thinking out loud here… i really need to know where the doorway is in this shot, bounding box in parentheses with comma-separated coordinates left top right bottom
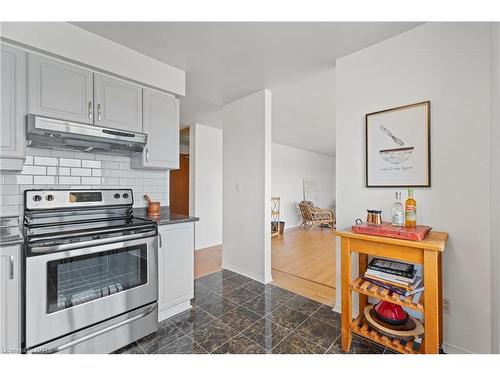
(169, 153, 190, 215)
(172, 124, 224, 279)
(169, 128, 190, 215)
(270, 144, 336, 306)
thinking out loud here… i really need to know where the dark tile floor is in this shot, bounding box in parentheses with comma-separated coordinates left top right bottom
(114, 270, 391, 354)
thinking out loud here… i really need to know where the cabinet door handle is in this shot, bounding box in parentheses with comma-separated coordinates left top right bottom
(9, 255, 14, 280)
(88, 101, 92, 120)
(97, 104, 101, 121)
(145, 147, 150, 162)
(158, 233, 162, 248)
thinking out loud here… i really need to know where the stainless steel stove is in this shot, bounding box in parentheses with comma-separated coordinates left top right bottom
(23, 189, 158, 354)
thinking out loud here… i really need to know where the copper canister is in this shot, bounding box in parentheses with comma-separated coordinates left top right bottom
(366, 210, 374, 223)
(144, 194, 161, 216)
(372, 210, 382, 225)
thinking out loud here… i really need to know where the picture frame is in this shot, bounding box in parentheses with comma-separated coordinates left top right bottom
(365, 101, 431, 187)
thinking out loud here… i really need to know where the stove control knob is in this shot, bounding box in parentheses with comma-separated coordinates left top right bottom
(33, 195, 42, 202)
(46, 194, 55, 201)
(114, 193, 121, 199)
(122, 193, 129, 199)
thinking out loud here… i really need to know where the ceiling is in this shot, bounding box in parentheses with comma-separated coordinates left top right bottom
(272, 68, 336, 155)
(73, 22, 421, 155)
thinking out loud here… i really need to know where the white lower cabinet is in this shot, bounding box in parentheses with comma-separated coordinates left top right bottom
(157, 222, 194, 322)
(0, 245, 21, 354)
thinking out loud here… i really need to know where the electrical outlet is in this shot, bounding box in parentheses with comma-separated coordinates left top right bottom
(443, 297, 451, 314)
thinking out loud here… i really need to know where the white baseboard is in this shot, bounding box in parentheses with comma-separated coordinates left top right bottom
(332, 304, 341, 314)
(283, 224, 335, 232)
(284, 224, 300, 232)
(332, 304, 359, 319)
(221, 262, 272, 284)
(442, 342, 474, 354)
(158, 301, 192, 322)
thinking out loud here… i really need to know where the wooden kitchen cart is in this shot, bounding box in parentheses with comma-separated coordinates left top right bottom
(336, 229, 448, 354)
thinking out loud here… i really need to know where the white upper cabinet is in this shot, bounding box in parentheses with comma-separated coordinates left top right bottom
(132, 89, 179, 170)
(28, 54, 93, 124)
(1, 44, 27, 170)
(5, 46, 179, 167)
(94, 74, 142, 133)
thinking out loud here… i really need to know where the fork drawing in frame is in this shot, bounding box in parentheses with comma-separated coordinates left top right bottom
(365, 101, 430, 187)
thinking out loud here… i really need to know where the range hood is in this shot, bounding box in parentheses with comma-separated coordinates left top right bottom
(27, 115, 147, 156)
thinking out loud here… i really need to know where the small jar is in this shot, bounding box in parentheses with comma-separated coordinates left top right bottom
(366, 210, 374, 223)
(372, 210, 382, 225)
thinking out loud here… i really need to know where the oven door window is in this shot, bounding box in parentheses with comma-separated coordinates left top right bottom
(46, 244, 147, 313)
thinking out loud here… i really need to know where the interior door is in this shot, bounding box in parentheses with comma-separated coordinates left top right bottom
(28, 54, 93, 124)
(94, 74, 142, 132)
(169, 153, 190, 215)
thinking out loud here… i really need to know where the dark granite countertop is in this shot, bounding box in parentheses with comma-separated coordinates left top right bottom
(133, 207, 199, 226)
(0, 234, 24, 247)
(0, 216, 24, 247)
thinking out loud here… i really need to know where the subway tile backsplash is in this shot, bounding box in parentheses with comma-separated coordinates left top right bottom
(0, 147, 169, 216)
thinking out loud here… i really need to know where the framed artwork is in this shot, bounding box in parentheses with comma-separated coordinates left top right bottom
(365, 101, 431, 187)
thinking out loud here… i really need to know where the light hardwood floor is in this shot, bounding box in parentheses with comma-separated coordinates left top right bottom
(194, 245, 222, 279)
(271, 227, 336, 306)
(194, 227, 336, 306)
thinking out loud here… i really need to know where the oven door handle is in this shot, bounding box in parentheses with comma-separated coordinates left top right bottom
(28, 223, 154, 242)
(44, 304, 156, 354)
(29, 229, 157, 254)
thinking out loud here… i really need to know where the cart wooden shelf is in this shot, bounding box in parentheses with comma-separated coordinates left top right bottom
(350, 277, 425, 313)
(350, 312, 423, 354)
(336, 228, 448, 354)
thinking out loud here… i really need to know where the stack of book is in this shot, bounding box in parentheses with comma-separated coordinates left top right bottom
(363, 258, 424, 299)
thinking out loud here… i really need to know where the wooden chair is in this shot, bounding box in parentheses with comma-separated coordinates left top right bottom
(298, 201, 335, 231)
(271, 197, 281, 237)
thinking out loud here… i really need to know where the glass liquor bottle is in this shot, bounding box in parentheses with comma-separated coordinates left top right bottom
(391, 192, 404, 227)
(405, 188, 417, 228)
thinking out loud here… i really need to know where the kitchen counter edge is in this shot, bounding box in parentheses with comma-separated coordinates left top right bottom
(0, 215, 24, 247)
(0, 236, 24, 247)
(133, 207, 199, 226)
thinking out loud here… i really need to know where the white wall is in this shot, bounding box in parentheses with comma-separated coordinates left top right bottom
(222, 90, 272, 283)
(189, 123, 223, 250)
(335, 23, 492, 353)
(271, 142, 335, 228)
(0, 22, 185, 96)
(491, 22, 500, 354)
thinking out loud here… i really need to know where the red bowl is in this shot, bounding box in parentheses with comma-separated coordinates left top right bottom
(374, 301, 408, 326)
